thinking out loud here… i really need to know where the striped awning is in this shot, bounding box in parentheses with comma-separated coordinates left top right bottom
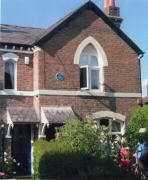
(41, 106, 76, 123)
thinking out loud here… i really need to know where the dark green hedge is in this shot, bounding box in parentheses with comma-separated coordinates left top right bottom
(33, 139, 136, 179)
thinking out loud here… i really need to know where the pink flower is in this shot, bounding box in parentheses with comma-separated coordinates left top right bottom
(0, 172, 5, 176)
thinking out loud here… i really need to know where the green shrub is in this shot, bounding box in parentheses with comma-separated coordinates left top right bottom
(33, 139, 72, 178)
(34, 139, 135, 179)
(125, 105, 148, 148)
(33, 120, 138, 179)
(59, 119, 104, 155)
(0, 152, 17, 178)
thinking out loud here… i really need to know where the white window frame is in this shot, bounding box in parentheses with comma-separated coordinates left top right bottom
(4, 60, 17, 91)
(2, 53, 18, 91)
(98, 118, 124, 136)
(80, 65, 89, 90)
(80, 53, 102, 91)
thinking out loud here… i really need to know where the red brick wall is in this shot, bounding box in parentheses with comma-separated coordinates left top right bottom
(39, 95, 138, 123)
(39, 9, 141, 93)
(17, 54, 33, 91)
(0, 96, 33, 123)
(0, 8, 141, 125)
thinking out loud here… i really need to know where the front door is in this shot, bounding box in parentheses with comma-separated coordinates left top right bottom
(12, 124, 31, 176)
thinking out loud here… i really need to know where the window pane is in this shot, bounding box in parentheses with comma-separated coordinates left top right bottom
(100, 119, 109, 127)
(80, 67, 87, 88)
(112, 121, 121, 132)
(90, 56, 98, 67)
(91, 69, 99, 89)
(80, 55, 88, 66)
(5, 62, 14, 89)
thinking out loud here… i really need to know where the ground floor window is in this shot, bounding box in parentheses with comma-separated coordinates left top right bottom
(98, 118, 123, 136)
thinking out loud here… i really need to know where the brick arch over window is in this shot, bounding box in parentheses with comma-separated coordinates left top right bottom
(87, 111, 126, 121)
(74, 36, 108, 67)
(87, 111, 126, 135)
(2, 53, 19, 62)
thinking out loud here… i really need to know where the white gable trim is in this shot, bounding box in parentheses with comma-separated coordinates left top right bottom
(87, 111, 126, 122)
(74, 36, 108, 67)
(2, 52, 19, 62)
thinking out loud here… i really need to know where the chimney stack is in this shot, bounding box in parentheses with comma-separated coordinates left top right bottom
(104, 0, 123, 28)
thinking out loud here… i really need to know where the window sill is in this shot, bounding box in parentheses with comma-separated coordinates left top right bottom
(4, 89, 17, 94)
(80, 89, 103, 94)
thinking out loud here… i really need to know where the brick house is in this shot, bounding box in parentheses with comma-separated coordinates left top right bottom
(0, 0, 144, 175)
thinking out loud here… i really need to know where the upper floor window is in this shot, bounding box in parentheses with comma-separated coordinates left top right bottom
(4, 61, 16, 89)
(2, 53, 18, 90)
(79, 44, 101, 90)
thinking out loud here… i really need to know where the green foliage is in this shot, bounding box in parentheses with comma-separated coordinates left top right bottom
(33, 120, 136, 179)
(59, 119, 104, 155)
(34, 139, 135, 179)
(125, 105, 148, 148)
(0, 153, 17, 178)
(33, 139, 71, 178)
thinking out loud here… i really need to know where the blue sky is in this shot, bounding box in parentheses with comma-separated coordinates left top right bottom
(1, 0, 148, 96)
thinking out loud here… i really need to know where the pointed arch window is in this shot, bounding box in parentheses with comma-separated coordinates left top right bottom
(79, 44, 101, 90)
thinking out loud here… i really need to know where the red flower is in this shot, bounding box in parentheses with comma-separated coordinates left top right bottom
(0, 172, 5, 176)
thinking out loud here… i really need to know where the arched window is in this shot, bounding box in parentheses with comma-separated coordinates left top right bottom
(79, 44, 101, 90)
(4, 61, 16, 89)
(2, 53, 18, 90)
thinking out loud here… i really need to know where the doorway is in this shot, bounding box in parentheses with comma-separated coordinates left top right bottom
(12, 124, 32, 176)
(45, 123, 63, 141)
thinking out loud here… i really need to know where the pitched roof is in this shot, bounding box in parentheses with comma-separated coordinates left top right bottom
(0, 24, 46, 46)
(0, 1, 144, 55)
(7, 106, 40, 123)
(42, 106, 77, 123)
(34, 1, 144, 56)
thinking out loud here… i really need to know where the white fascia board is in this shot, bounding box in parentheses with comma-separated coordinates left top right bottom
(0, 48, 33, 54)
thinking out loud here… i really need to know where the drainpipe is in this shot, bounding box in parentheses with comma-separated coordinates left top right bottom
(138, 52, 145, 105)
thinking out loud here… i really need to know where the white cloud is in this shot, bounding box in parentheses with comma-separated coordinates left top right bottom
(142, 79, 148, 88)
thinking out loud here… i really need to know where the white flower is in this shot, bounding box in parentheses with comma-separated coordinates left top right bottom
(13, 159, 16, 163)
(4, 158, 7, 162)
(17, 162, 20, 166)
(13, 172, 16, 174)
(4, 152, 7, 156)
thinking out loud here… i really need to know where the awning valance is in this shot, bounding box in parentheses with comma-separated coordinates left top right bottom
(7, 107, 39, 123)
(41, 106, 77, 123)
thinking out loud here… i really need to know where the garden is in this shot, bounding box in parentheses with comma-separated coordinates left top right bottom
(1, 105, 148, 179)
(33, 105, 148, 179)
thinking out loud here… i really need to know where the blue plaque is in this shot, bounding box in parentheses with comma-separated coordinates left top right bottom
(56, 73, 64, 81)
